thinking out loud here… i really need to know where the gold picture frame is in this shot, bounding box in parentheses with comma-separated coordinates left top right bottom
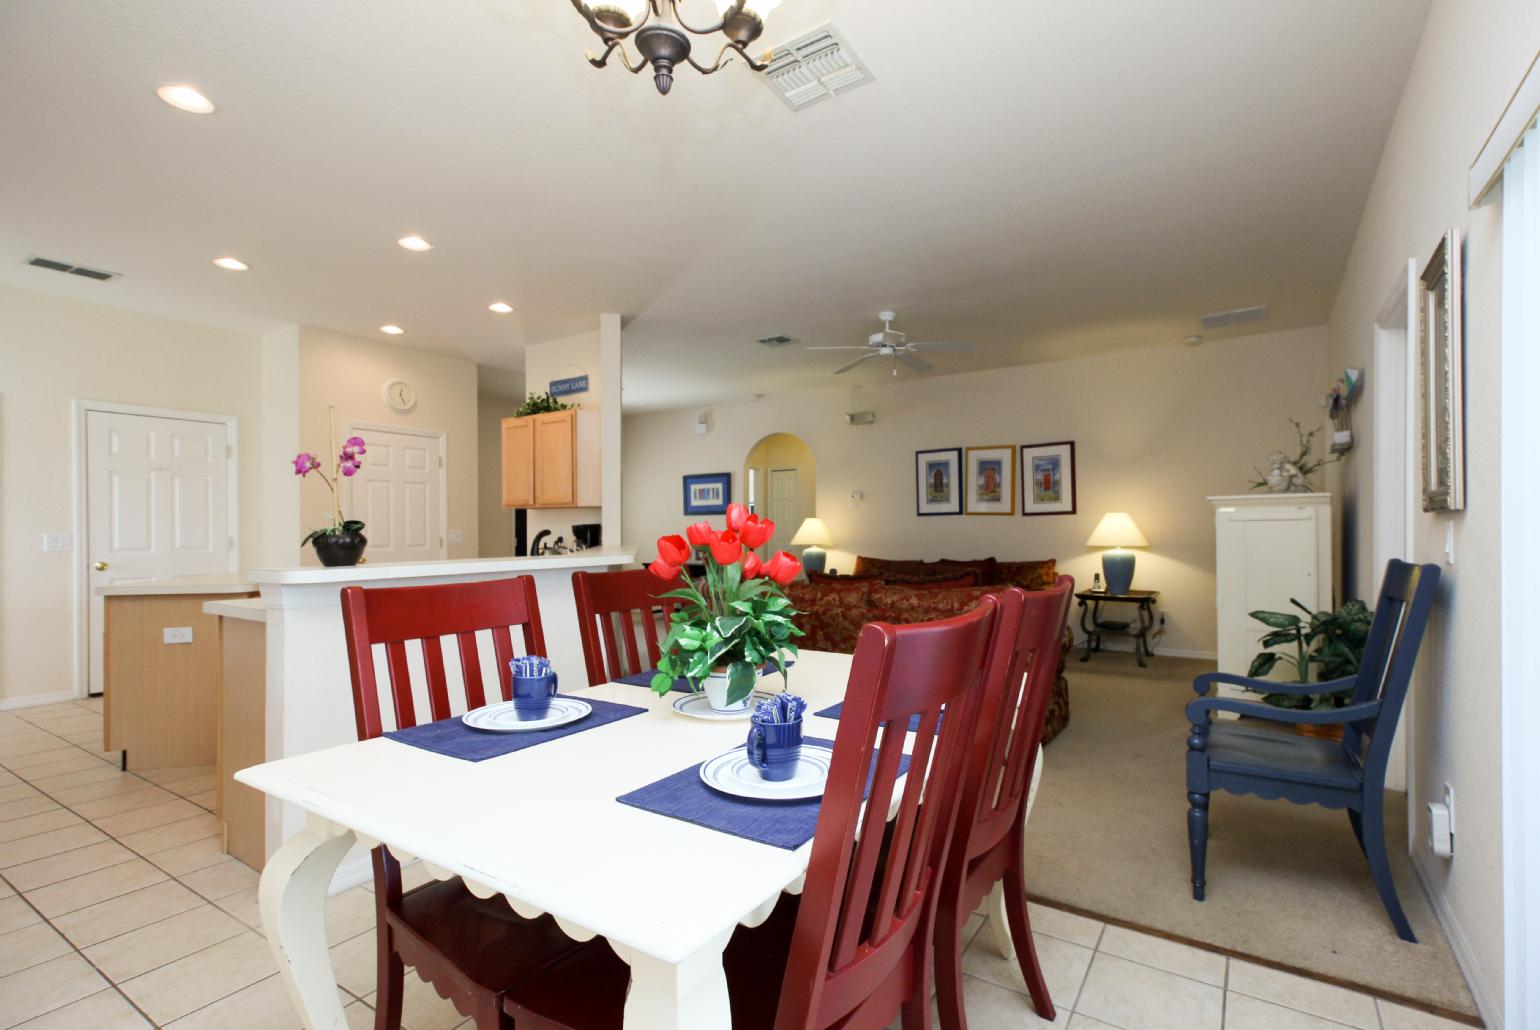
(1417, 228, 1465, 512)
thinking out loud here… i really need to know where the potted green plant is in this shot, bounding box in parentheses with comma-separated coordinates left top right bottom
(294, 406, 369, 567)
(515, 391, 575, 417)
(1246, 598, 1372, 739)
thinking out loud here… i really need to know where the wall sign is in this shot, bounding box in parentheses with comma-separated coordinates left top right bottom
(549, 375, 590, 398)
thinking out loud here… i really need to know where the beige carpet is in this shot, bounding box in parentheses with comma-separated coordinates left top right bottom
(1024, 649, 1479, 1021)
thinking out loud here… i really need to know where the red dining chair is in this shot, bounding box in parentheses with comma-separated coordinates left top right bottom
(340, 577, 584, 1030)
(572, 568, 683, 686)
(498, 593, 1014, 1030)
(936, 576, 1074, 1028)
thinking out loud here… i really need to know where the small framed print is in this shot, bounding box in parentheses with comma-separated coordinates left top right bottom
(683, 472, 731, 515)
(1020, 441, 1076, 516)
(915, 448, 962, 516)
(965, 446, 1016, 516)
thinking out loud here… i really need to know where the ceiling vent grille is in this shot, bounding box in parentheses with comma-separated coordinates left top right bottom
(26, 255, 122, 282)
(1199, 304, 1268, 330)
(756, 334, 799, 347)
(761, 24, 874, 111)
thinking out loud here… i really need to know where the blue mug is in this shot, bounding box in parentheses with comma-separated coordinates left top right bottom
(746, 717, 803, 782)
(512, 671, 558, 720)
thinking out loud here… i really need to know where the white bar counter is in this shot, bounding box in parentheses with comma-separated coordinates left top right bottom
(248, 547, 636, 867)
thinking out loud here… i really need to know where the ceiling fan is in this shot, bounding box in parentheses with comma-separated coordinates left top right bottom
(806, 311, 973, 375)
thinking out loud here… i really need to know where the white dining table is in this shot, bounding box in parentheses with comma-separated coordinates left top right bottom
(237, 648, 868, 1030)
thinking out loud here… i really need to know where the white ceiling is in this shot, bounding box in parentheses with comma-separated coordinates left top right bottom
(0, 1, 1428, 412)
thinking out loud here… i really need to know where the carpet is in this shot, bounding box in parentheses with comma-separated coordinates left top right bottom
(1024, 649, 1479, 1021)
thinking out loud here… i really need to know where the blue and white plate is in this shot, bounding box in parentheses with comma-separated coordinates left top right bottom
(698, 743, 834, 801)
(461, 697, 591, 733)
(670, 690, 777, 722)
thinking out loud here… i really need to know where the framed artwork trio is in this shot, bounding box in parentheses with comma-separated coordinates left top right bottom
(916, 441, 1076, 517)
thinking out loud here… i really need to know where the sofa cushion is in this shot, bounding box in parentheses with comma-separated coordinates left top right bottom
(934, 557, 998, 585)
(882, 572, 981, 589)
(868, 584, 1001, 622)
(806, 571, 880, 586)
(995, 559, 1058, 591)
(853, 556, 933, 580)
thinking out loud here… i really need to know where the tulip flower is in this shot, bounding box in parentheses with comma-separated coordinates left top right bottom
(739, 515, 775, 550)
(685, 521, 715, 547)
(647, 558, 681, 580)
(725, 503, 749, 533)
(764, 550, 802, 585)
(741, 550, 763, 579)
(656, 534, 691, 567)
(709, 529, 743, 565)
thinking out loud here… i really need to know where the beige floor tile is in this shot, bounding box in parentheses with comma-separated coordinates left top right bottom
(188, 789, 218, 810)
(2, 839, 137, 892)
(0, 823, 108, 868)
(85, 904, 249, 981)
(1025, 903, 1105, 949)
(950, 974, 1069, 1029)
(0, 878, 13, 899)
(26, 764, 123, 792)
(117, 812, 220, 855)
(0, 771, 21, 790)
(10, 988, 149, 1029)
(0, 921, 72, 976)
(1227, 960, 1379, 1029)
(1075, 953, 1223, 1030)
(162, 772, 216, 797)
(148, 833, 229, 876)
(1225, 991, 1357, 1029)
(136, 765, 215, 787)
(162, 971, 323, 1029)
(17, 754, 110, 782)
(0, 796, 59, 823)
(1065, 1016, 1121, 1029)
(49, 774, 156, 805)
(0, 952, 108, 1029)
(327, 885, 379, 946)
(1096, 925, 1226, 987)
(75, 698, 105, 714)
(963, 927, 1093, 1011)
(119, 931, 277, 1024)
(0, 736, 69, 760)
(180, 856, 260, 900)
(92, 797, 204, 837)
(214, 886, 263, 929)
(71, 786, 177, 821)
(330, 927, 379, 997)
(0, 895, 41, 934)
(0, 784, 40, 805)
(0, 809, 82, 844)
(344, 999, 376, 1029)
(24, 857, 168, 918)
(4, 747, 85, 772)
(52, 880, 204, 948)
(398, 971, 475, 1030)
(1375, 1000, 1475, 1029)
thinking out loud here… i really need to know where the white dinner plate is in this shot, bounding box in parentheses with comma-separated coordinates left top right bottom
(670, 690, 777, 722)
(698, 743, 834, 801)
(461, 696, 592, 733)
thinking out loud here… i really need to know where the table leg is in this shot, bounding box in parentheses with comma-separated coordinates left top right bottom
(1078, 600, 1094, 663)
(258, 814, 356, 1030)
(614, 929, 735, 1030)
(1135, 603, 1155, 667)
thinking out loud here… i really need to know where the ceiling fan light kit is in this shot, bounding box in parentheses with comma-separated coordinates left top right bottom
(806, 311, 974, 377)
(570, 0, 779, 95)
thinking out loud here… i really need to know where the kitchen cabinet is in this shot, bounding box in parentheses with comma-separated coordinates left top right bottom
(501, 409, 599, 509)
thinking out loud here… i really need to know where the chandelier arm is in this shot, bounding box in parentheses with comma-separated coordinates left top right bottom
(571, 0, 652, 42)
(736, 41, 772, 72)
(686, 42, 737, 75)
(667, 0, 743, 36)
(587, 38, 649, 73)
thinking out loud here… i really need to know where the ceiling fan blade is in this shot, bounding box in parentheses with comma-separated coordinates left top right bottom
(897, 352, 934, 373)
(908, 340, 973, 352)
(833, 352, 881, 374)
(804, 346, 874, 351)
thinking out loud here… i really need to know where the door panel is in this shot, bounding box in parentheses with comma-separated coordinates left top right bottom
(533, 411, 576, 507)
(346, 427, 443, 565)
(768, 469, 798, 555)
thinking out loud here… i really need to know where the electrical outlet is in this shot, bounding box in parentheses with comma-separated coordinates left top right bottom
(162, 627, 193, 645)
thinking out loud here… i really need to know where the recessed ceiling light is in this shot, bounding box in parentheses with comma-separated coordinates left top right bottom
(488, 302, 514, 314)
(380, 325, 405, 335)
(156, 85, 216, 114)
(212, 256, 248, 271)
(397, 236, 433, 252)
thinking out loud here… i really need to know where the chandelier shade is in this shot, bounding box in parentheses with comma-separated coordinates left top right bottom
(569, 0, 776, 94)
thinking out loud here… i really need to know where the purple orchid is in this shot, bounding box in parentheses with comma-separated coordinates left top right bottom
(292, 452, 321, 476)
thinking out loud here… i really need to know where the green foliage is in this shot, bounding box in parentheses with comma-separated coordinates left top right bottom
(301, 519, 365, 545)
(1246, 598, 1373, 710)
(652, 567, 803, 705)
(1249, 417, 1341, 490)
(515, 391, 576, 417)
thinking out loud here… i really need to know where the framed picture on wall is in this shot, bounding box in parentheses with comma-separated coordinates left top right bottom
(1020, 441, 1077, 516)
(964, 446, 1016, 516)
(914, 448, 962, 516)
(682, 472, 731, 515)
(1418, 228, 1465, 512)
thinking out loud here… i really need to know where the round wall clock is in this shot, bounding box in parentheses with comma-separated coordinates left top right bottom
(383, 379, 417, 413)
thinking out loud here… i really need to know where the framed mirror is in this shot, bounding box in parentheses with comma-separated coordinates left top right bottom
(1417, 228, 1465, 512)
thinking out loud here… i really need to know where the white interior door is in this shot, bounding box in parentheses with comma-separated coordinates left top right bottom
(86, 409, 233, 695)
(768, 468, 798, 555)
(346, 427, 444, 565)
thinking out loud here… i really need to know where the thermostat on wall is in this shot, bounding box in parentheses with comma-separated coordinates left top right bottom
(383, 379, 417, 413)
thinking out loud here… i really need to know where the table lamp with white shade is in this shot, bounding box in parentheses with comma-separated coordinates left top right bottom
(789, 517, 834, 575)
(1086, 512, 1148, 595)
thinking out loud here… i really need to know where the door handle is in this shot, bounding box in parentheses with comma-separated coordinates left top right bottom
(94, 561, 109, 571)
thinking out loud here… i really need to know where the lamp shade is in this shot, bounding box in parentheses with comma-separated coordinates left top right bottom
(789, 517, 834, 548)
(1085, 512, 1148, 549)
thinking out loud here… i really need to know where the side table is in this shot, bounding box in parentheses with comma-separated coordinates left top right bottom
(1076, 589, 1159, 667)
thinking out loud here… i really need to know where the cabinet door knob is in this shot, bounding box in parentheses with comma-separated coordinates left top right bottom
(94, 561, 109, 571)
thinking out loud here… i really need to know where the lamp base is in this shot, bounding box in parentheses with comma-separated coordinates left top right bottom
(801, 546, 827, 575)
(1102, 551, 1135, 595)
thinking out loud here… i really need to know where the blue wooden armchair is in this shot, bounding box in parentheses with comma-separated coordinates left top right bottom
(1185, 559, 1440, 942)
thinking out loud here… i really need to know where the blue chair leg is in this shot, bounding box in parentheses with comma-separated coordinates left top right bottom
(1187, 791, 1209, 901)
(1348, 808, 1367, 856)
(1360, 798, 1416, 943)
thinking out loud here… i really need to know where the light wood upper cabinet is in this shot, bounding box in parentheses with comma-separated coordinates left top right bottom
(501, 409, 600, 509)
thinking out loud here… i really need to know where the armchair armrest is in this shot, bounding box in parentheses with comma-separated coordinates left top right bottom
(1191, 671, 1356, 698)
(1186, 695, 1380, 727)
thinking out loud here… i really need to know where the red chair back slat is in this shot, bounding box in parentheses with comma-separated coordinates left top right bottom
(572, 569, 682, 686)
(774, 592, 1015, 1030)
(340, 576, 547, 741)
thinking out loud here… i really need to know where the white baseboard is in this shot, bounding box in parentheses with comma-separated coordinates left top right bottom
(0, 689, 81, 711)
(1412, 850, 1502, 1029)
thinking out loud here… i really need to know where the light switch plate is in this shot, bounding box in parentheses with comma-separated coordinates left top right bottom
(42, 533, 72, 552)
(447, 529, 463, 545)
(163, 627, 193, 645)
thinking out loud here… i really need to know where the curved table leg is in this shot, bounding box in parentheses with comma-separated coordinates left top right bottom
(258, 814, 357, 1030)
(612, 928, 735, 1029)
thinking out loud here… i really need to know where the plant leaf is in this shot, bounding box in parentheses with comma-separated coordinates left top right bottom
(1248, 652, 1280, 678)
(726, 660, 756, 705)
(1249, 610, 1301, 630)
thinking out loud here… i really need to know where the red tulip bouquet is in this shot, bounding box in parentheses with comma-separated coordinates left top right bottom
(646, 503, 804, 709)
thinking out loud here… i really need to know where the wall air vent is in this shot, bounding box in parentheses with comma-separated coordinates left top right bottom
(1199, 305, 1268, 330)
(26, 255, 122, 282)
(761, 24, 874, 111)
(756, 334, 799, 347)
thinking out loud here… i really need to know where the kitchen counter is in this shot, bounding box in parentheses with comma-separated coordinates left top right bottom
(202, 597, 267, 622)
(246, 546, 635, 586)
(97, 576, 256, 597)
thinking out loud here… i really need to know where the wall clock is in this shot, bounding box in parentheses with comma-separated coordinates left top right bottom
(383, 379, 417, 413)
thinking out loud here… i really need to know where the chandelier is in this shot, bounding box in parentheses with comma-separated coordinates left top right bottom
(569, 1, 782, 95)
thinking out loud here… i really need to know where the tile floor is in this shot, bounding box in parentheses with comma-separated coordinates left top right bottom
(1, 700, 1477, 1030)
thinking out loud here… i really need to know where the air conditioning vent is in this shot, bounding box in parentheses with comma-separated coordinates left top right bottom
(761, 24, 874, 111)
(26, 255, 122, 282)
(756, 334, 799, 347)
(1199, 305, 1268, 330)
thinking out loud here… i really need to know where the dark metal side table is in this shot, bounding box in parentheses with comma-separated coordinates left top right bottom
(1075, 589, 1159, 667)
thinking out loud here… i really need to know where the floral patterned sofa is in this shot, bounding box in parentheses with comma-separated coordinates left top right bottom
(784, 555, 1071, 744)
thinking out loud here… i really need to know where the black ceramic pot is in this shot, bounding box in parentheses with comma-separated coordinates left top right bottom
(312, 529, 367, 567)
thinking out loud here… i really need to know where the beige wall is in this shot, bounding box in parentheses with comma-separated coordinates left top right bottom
(0, 285, 265, 706)
(296, 328, 479, 562)
(625, 326, 1329, 657)
(1325, 1, 1539, 1019)
(743, 432, 816, 552)
(477, 393, 521, 556)
(524, 329, 602, 547)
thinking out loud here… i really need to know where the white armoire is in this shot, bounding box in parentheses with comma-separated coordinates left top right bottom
(1209, 494, 1334, 707)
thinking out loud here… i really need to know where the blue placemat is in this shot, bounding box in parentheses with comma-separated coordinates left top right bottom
(615, 660, 794, 693)
(385, 695, 647, 762)
(616, 737, 909, 850)
(814, 702, 938, 735)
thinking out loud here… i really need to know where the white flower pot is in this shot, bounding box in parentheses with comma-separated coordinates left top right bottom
(703, 669, 751, 713)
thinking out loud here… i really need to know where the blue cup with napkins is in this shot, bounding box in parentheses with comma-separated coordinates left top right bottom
(747, 694, 806, 782)
(510, 656, 558, 720)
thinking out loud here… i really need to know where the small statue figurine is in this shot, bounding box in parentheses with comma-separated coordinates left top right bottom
(1251, 419, 1338, 494)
